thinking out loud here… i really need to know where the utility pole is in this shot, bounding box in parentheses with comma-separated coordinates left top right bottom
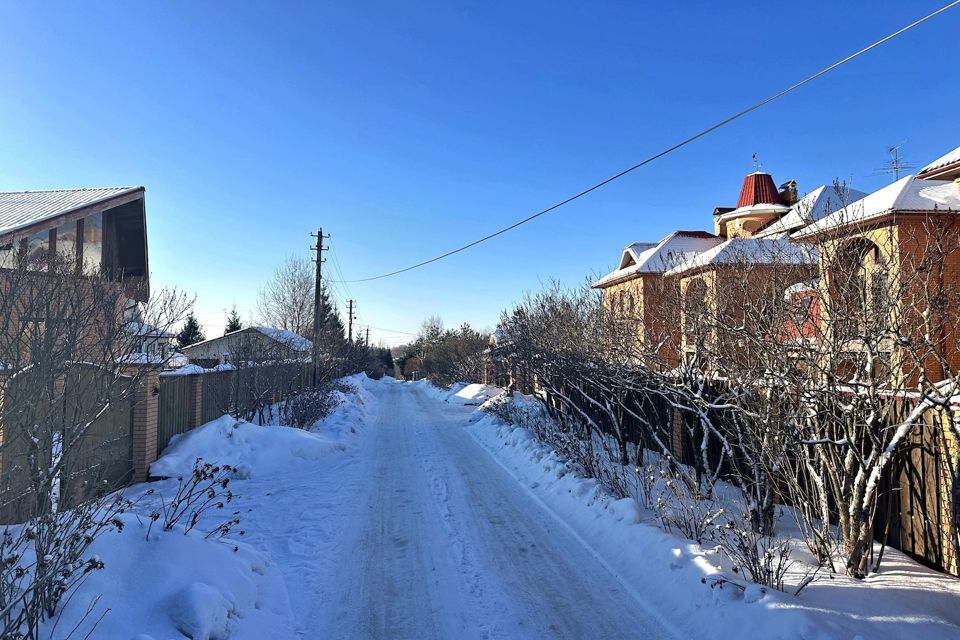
(310, 228, 329, 385)
(365, 327, 370, 346)
(347, 299, 355, 343)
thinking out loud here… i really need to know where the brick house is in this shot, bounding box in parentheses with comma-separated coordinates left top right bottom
(591, 231, 723, 369)
(588, 147, 960, 574)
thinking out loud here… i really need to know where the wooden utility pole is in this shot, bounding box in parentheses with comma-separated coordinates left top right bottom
(347, 299, 355, 343)
(310, 228, 329, 384)
(365, 327, 370, 346)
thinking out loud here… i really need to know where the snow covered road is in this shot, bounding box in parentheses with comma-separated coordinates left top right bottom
(271, 381, 675, 639)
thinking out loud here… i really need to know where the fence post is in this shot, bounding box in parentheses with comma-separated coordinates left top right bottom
(130, 367, 160, 482)
(188, 373, 204, 429)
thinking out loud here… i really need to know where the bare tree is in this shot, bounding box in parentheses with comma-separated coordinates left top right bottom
(256, 255, 314, 339)
(0, 248, 189, 636)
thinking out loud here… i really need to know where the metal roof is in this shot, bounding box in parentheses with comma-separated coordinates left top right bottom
(736, 172, 784, 208)
(918, 145, 960, 177)
(0, 186, 142, 237)
(794, 175, 960, 238)
(592, 231, 724, 288)
(755, 184, 868, 238)
(663, 237, 817, 277)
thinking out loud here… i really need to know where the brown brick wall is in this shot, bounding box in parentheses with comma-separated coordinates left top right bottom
(130, 368, 160, 482)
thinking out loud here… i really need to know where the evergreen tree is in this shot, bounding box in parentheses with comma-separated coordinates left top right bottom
(176, 311, 206, 348)
(224, 305, 243, 334)
(314, 286, 347, 354)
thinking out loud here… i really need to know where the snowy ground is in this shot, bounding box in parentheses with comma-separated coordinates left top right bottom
(46, 376, 960, 639)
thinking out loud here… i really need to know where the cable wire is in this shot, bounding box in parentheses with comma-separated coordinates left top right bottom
(330, 0, 960, 284)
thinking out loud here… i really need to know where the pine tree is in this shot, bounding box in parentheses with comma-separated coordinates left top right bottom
(314, 286, 347, 354)
(176, 312, 206, 348)
(224, 305, 243, 334)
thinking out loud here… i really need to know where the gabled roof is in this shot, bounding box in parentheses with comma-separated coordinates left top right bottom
(663, 237, 817, 277)
(181, 326, 313, 353)
(794, 175, 960, 239)
(125, 321, 175, 339)
(0, 186, 142, 237)
(918, 145, 960, 180)
(253, 326, 312, 352)
(617, 242, 657, 269)
(755, 184, 868, 238)
(592, 231, 722, 288)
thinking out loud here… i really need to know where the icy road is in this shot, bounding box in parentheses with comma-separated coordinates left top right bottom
(239, 381, 675, 640)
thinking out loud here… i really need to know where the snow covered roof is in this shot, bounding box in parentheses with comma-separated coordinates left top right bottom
(783, 279, 819, 300)
(0, 186, 142, 238)
(663, 237, 817, 277)
(918, 145, 960, 179)
(755, 184, 868, 238)
(253, 326, 312, 352)
(125, 321, 174, 338)
(794, 175, 960, 238)
(592, 231, 723, 288)
(181, 326, 313, 354)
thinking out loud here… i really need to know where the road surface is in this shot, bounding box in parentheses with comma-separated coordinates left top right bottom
(242, 381, 675, 640)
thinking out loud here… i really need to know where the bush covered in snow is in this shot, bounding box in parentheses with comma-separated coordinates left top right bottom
(279, 379, 352, 429)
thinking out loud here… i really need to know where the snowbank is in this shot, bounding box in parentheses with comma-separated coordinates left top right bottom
(43, 375, 381, 640)
(407, 379, 503, 405)
(447, 383, 502, 405)
(44, 513, 292, 640)
(466, 396, 960, 640)
(151, 374, 377, 479)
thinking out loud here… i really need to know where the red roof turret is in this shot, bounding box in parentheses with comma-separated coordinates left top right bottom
(736, 172, 784, 208)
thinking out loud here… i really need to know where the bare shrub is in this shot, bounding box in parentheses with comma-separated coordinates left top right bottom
(653, 462, 725, 544)
(281, 381, 351, 429)
(710, 508, 793, 591)
(146, 460, 239, 542)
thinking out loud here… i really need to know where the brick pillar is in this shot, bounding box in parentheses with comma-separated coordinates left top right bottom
(187, 374, 203, 429)
(130, 368, 160, 482)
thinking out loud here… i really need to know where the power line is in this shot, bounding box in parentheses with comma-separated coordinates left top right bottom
(328, 247, 355, 300)
(365, 325, 419, 336)
(330, 0, 960, 284)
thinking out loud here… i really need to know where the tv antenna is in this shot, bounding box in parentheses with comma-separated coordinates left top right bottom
(873, 142, 916, 180)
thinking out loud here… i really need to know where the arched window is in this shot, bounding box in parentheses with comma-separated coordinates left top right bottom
(831, 237, 887, 340)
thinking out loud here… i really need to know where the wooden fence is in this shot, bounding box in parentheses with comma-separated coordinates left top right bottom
(0, 364, 134, 524)
(201, 370, 233, 424)
(157, 374, 193, 454)
(0, 361, 317, 524)
(158, 362, 315, 458)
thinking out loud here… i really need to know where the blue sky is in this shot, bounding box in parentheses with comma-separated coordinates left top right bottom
(1, 1, 958, 345)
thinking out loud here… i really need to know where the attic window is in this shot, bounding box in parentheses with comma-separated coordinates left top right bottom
(619, 253, 637, 270)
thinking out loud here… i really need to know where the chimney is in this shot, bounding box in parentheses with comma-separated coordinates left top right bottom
(779, 180, 798, 206)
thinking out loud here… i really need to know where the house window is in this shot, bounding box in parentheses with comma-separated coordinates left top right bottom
(55, 220, 80, 270)
(25, 229, 50, 270)
(82, 212, 103, 274)
(0, 241, 17, 269)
